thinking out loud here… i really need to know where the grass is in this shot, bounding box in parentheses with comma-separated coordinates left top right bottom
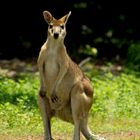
(0, 62, 140, 139)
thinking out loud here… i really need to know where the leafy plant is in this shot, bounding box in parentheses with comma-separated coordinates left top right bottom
(126, 43, 140, 70)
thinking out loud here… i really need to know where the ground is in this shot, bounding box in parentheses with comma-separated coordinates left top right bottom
(1, 132, 140, 140)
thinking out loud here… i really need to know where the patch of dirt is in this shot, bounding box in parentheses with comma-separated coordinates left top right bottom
(104, 131, 140, 140)
(0, 58, 37, 72)
(0, 58, 38, 78)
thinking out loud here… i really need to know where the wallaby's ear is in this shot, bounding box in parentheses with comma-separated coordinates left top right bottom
(43, 11, 53, 24)
(59, 11, 71, 24)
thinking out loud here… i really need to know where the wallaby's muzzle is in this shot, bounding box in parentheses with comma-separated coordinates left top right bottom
(53, 33, 59, 39)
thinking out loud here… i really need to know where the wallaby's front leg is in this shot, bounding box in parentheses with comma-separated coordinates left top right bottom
(51, 67, 67, 102)
(38, 47, 54, 140)
(37, 45, 47, 95)
(51, 60, 68, 102)
(38, 95, 54, 140)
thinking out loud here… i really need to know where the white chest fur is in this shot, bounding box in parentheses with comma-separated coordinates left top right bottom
(45, 45, 59, 80)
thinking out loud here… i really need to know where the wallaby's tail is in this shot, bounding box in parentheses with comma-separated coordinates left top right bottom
(82, 77, 93, 98)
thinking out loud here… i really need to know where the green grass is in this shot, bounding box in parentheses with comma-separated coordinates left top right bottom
(0, 66, 140, 139)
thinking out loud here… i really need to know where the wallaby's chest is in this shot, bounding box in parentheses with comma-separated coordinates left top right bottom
(45, 48, 59, 77)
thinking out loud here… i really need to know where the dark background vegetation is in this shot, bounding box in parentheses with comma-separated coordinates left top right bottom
(1, 0, 140, 68)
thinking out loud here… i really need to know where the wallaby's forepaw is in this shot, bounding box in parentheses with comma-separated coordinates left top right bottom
(51, 90, 58, 103)
(39, 90, 46, 97)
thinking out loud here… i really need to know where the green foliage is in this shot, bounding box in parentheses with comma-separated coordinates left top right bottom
(0, 74, 41, 135)
(126, 43, 140, 70)
(91, 71, 140, 120)
(79, 44, 98, 58)
(0, 74, 39, 108)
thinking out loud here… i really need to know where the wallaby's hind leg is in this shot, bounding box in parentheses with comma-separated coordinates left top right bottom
(71, 81, 106, 140)
(71, 93, 81, 140)
(71, 81, 92, 140)
(81, 118, 106, 140)
(38, 93, 54, 140)
(80, 112, 106, 140)
(81, 117, 95, 140)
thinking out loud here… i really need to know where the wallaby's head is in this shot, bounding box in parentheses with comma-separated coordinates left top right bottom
(43, 11, 71, 40)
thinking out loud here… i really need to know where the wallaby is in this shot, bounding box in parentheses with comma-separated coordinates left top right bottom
(37, 10, 105, 140)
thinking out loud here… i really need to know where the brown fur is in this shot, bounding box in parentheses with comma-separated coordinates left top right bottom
(37, 10, 105, 140)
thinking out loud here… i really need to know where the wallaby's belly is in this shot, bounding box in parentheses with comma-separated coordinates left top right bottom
(45, 65, 75, 112)
(55, 102, 73, 123)
(49, 80, 73, 109)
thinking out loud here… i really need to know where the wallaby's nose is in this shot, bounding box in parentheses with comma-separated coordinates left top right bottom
(54, 33, 59, 39)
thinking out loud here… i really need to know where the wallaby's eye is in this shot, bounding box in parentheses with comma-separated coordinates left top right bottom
(49, 24, 53, 29)
(60, 25, 64, 29)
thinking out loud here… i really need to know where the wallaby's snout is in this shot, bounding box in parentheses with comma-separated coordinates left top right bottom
(52, 26, 60, 39)
(53, 32, 59, 39)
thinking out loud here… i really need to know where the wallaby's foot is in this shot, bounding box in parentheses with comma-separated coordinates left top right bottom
(88, 134, 106, 140)
(39, 90, 46, 97)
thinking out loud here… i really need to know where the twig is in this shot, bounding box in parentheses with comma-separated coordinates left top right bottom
(79, 57, 92, 67)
